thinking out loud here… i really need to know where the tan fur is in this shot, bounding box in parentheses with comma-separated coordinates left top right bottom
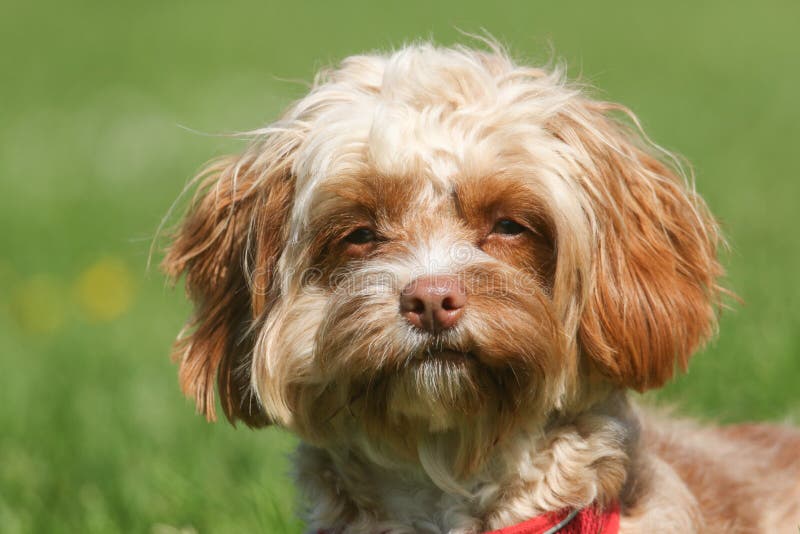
(163, 42, 800, 533)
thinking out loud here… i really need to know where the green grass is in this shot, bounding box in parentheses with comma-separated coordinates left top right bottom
(1, 0, 798, 531)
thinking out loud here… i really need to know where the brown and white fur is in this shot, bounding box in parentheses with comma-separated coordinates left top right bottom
(163, 42, 800, 533)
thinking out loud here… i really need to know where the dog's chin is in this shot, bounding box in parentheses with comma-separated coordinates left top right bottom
(378, 349, 530, 432)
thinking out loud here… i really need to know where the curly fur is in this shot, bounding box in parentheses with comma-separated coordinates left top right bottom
(164, 42, 800, 533)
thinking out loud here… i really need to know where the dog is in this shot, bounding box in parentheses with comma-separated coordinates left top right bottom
(163, 42, 800, 533)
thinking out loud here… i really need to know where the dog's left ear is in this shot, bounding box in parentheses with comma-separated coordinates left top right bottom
(162, 146, 295, 426)
(556, 101, 724, 391)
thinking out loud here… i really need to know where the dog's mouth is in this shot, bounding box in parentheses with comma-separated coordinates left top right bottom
(414, 348, 476, 363)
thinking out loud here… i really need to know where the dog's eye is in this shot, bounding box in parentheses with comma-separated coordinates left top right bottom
(491, 219, 526, 236)
(342, 227, 379, 258)
(344, 227, 377, 244)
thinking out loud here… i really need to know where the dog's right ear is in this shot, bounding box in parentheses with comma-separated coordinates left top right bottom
(162, 139, 296, 427)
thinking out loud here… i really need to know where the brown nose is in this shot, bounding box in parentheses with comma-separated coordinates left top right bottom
(399, 275, 467, 333)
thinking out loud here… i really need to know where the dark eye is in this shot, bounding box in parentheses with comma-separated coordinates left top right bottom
(491, 219, 526, 236)
(344, 227, 376, 245)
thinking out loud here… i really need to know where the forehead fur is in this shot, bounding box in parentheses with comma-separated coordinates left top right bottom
(282, 44, 584, 239)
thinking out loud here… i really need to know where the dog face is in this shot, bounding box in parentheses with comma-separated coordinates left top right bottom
(164, 44, 722, 471)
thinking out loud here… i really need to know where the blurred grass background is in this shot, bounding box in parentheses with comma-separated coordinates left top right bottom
(1, 0, 798, 531)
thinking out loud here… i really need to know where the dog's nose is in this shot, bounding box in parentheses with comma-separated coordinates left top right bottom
(399, 275, 467, 333)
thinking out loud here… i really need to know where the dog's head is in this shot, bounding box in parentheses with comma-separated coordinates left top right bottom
(164, 43, 722, 472)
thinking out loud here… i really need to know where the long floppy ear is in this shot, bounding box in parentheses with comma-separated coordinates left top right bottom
(162, 141, 295, 426)
(558, 101, 724, 391)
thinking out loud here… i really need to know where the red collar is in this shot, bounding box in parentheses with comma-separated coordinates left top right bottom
(485, 502, 620, 534)
(317, 502, 620, 534)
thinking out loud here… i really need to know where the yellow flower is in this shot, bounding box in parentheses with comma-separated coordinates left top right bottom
(73, 257, 135, 322)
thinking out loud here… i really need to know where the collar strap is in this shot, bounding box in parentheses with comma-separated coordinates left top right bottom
(317, 502, 620, 534)
(485, 502, 620, 534)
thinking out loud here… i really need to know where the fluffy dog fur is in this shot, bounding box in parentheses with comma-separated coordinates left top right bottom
(163, 42, 800, 533)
